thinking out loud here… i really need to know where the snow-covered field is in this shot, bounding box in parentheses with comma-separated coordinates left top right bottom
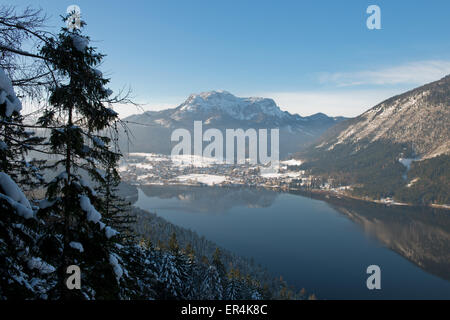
(171, 154, 223, 168)
(280, 159, 302, 167)
(176, 174, 227, 186)
(260, 171, 302, 179)
(126, 153, 222, 168)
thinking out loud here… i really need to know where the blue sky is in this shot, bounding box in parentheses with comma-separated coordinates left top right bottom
(8, 0, 450, 117)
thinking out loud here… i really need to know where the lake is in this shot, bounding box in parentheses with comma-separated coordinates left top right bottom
(135, 185, 450, 299)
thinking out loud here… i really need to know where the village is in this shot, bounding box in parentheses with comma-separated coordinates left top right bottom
(119, 152, 317, 190)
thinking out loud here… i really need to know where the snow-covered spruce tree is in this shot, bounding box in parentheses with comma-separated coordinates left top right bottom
(36, 16, 125, 299)
(117, 242, 157, 299)
(154, 249, 182, 299)
(212, 247, 226, 292)
(154, 232, 189, 299)
(222, 266, 263, 300)
(224, 266, 242, 300)
(199, 265, 223, 300)
(0, 67, 55, 299)
(181, 242, 201, 299)
(171, 234, 191, 299)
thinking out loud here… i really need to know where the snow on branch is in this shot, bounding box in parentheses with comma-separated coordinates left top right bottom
(0, 67, 22, 117)
(0, 172, 34, 219)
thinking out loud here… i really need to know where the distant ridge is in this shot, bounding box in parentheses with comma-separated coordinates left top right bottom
(121, 91, 346, 158)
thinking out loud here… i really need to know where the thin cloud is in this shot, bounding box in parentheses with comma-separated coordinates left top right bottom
(116, 102, 176, 119)
(319, 60, 450, 87)
(254, 89, 403, 117)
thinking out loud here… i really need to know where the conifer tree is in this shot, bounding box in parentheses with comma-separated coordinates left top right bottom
(168, 232, 189, 298)
(212, 247, 226, 278)
(36, 14, 124, 299)
(0, 66, 53, 299)
(168, 231, 180, 253)
(182, 242, 199, 299)
(200, 265, 223, 300)
(156, 250, 183, 299)
(224, 266, 242, 300)
(119, 242, 157, 299)
(212, 247, 226, 294)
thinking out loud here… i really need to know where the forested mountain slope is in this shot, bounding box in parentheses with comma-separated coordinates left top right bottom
(298, 76, 450, 205)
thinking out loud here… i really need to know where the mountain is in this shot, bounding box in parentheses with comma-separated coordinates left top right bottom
(298, 75, 450, 205)
(313, 75, 450, 158)
(121, 91, 345, 158)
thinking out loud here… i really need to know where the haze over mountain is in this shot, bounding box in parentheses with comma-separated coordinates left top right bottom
(299, 75, 450, 205)
(121, 91, 345, 158)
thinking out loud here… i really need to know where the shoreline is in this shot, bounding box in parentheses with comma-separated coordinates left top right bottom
(126, 180, 450, 211)
(294, 188, 450, 211)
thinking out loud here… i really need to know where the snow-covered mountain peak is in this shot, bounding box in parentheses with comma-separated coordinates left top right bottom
(121, 91, 346, 157)
(177, 90, 287, 120)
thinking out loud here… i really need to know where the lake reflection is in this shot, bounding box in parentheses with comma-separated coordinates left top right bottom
(136, 185, 450, 299)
